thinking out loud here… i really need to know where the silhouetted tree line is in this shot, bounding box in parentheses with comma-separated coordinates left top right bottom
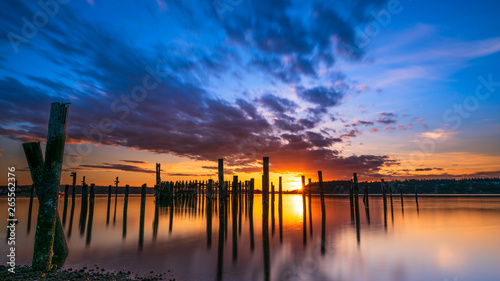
(304, 178, 500, 194)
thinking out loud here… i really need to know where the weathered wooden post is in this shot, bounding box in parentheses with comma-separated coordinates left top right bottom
(86, 183, 95, 245)
(62, 184, 69, 226)
(278, 176, 283, 244)
(106, 185, 112, 225)
(218, 159, 224, 203)
(139, 183, 146, 249)
(308, 178, 313, 236)
(232, 175, 238, 199)
(271, 182, 275, 236)
(232, 176, 238, 261)
(318, 171, 326, 255)
(79, 179, 88, 236)
(349, 180, 354, 224)
(70, 172, 76, 201)
(381, 179, 387, 230)
(23, 141, 68, 266)
(29, 102, 69, 271)
(263, 157, 269, 213)
(206, 180, 213, 249)
(123, 184, 130, 238)
(364, 182, 370, 224)
(262, 157, 270, 281)
(250, 178, 255, 202)
(207, 179, 213, 201)
(156, 163, 161, 186)
(301, 175, 307, 245)
(364, 182, 369, 207)
(353, 173, 361, 243)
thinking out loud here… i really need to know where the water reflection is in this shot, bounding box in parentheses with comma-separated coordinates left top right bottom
(5, 194, 500, 281)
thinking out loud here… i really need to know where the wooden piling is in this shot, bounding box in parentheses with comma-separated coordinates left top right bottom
(22, 141, 68, 264)
(86, 183, 95, 245)
(301, 175, 307, 245)
(349, 180, 354, 224)
(271, 182, 275, 236)
(353, 173, 361, 243)
(218, 159, 224, 202)
(262, 157, 269, 212)
(232, 176, 238, 261)
(106, 185, 111, 225)
(123, 184, 129, 238)
(63, 184, 69, 226)
(278, 176, 283, 244)
(30, 102, 69, 271)
(70, 172, 76, 201)
(139, 183, 146, 249)
(318, 171, 326, 255)
(308, 178, 313, 237)
(79, 181, 88, 236)
(381, 179, 387, 230)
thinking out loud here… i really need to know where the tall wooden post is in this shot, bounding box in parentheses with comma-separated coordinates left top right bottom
(30, 102, 69, 271)
(70, 172, 76, 201)
(106, 185, 112, 225)
(23, 141, 68, 266)
(86, 183, 95, 245)
(301, 175, 307, 245)
(349, 180, 354, 223)
(156, 163, 161, 186)
(381, 179, 387, 230)
(278, 176, 283, 243)
(262, 157, 269, 213)
(218, 159, 224, 202)
(308, 178, 312, 236)
(62, 184, 69, 225)
(353, 173, 361, 243)
(318, 171, 326, 254)
(139, 183, 147, 249)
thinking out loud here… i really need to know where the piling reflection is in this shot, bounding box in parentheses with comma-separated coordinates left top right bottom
(86, 184, 95, 246)
(79, 182, 88, 236)
(20, 187, 500, 281)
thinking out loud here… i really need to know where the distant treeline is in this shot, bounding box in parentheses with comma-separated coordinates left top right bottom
(301, 178, 500, 195)
(2, 177, 500, 195)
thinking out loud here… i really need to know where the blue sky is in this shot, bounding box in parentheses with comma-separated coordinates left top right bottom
(1, 0, 499, 187)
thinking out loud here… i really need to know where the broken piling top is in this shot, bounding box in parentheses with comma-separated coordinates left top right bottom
(156, 163, 161, 185)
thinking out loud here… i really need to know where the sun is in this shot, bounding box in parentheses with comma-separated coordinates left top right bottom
(286, 179, 303, 191)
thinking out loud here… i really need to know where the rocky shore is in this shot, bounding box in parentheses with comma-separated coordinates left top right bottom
(0, 265, 175, 280)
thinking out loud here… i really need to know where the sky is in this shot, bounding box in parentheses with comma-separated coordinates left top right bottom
(1, 0, 499, 190)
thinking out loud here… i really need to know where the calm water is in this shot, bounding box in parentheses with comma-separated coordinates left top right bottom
(1, 194, 500, 281)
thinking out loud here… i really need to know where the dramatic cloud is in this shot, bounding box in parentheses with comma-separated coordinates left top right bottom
(376, 112, 397, 124)
(0, 0, 399, 179)
(296, 86, 344, 107)
(80, 163, 155, 173)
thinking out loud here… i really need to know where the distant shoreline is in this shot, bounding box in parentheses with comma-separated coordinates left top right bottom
(2, 193, 500, 198)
